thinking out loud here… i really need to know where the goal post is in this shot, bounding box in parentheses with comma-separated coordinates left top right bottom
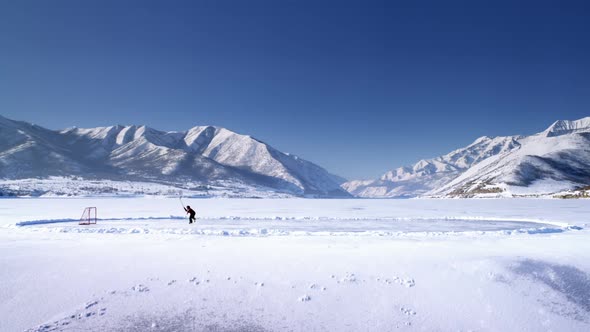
(79, 207, 97, 225)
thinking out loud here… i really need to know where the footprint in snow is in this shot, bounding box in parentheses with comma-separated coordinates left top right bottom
(298, 295, 311, 302)
(309, 283, 326, 291)
(188, 277, 200, 285)
(339, 273, 357, 283)
(390, 276, 415, 288)
(131, 284, 150, 293)
(403, 279, 415, 288)
(400, 306, 417, 316)
(84, 300, 99, 310)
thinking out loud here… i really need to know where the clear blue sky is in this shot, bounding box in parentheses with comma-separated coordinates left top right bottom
(1, 0, 589, 179)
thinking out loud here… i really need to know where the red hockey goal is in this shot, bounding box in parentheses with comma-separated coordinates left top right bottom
(79, 207, 97, 225)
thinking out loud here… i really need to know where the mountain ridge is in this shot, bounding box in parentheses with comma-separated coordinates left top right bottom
(2, 115, 589, 198)
(343, 117, 590, 198)
(0, 115, 349, 197)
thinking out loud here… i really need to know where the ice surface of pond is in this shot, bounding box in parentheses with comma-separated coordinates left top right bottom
(16, 217, 563, 236)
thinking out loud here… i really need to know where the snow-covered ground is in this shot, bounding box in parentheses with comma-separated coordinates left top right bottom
(0, 177, 295, 198)
(1, 198, 589, 331)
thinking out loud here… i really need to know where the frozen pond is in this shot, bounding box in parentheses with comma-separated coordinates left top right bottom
(15, 217, 562, 236)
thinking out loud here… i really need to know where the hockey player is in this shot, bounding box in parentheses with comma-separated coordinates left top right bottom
(184, 205, 196, 224)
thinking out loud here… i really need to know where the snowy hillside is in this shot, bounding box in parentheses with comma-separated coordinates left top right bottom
(343, 135, 521, 197)
(431, 118, 590, 197)
(344, 117, 590, 198)
(0, 115, 349, 197)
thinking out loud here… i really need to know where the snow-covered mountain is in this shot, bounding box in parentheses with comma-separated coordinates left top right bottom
(0, 115, 349, 197)
(343, 135, 521, 197)
(343, 117, 590, 198)
(431, 118, 590, 197)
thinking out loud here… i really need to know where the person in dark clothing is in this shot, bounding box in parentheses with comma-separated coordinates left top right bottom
(184, 205, 196, 224)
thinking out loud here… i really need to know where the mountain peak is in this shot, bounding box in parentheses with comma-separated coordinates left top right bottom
(471, 136, 492, 145)
(543, 117, 590, 137)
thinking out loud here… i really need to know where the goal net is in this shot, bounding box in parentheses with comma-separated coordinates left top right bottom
(79, 207, 97, 225)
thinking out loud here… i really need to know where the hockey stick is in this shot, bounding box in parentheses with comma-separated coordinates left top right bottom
(179, 192, 185, 209)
